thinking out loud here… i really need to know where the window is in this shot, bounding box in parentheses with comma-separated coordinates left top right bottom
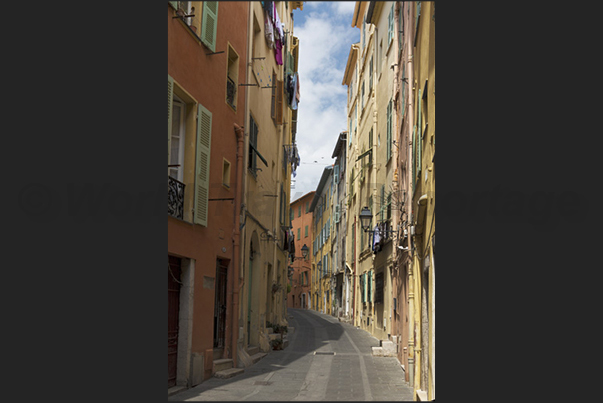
(388, 4, 394, 44)
(168, 74, 211, 227)
(298, 205, 301, 217)
(226, 45, 239, 110)
(416, 89, 422, 182)
(361, 81, 365, 111)
(386, 99, 392, 162)
(248, 115, 258, 172)
(375, 272, 383, 304)
(305, 202, 309, 213)
(222, 158, 231, 188)
(297, 228, 301, 240)
(194, 103, 212, 227)
(368, 56, 373, 93)
(305, 225, 308, 238)
(271, 72, 284, 126)
(290, 207, 294, 223)
(169, 96, 186, 182)
(280, 184, 286, 226)
(367, 271, 372, 303)
(201, 2, 218, 52)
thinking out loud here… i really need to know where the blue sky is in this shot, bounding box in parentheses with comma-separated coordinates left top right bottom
(290, 1, 359, 202)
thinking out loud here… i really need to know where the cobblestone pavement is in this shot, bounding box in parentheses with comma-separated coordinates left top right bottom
(169, 309, 414, 401)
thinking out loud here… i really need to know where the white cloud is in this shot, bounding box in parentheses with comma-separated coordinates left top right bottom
(290, 2, 358, 200)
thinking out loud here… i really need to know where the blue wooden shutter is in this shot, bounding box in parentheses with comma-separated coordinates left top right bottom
(194, 103, 212, 226)
(201, 2, 218, 52)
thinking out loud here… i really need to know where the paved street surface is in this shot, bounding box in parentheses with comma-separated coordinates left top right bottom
(169, 309, 414, 401)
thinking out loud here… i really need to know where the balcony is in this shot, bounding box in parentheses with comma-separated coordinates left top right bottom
(226, 76, 236, 109)
(168, 176, 185, 219)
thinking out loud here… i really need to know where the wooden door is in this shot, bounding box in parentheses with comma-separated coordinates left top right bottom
(213, 259, 228, 348)
(168, 256, 182, 388)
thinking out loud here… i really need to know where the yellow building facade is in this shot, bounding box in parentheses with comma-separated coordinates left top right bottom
(238, 1, 303, 356)
(409, 1, 435, 399)
(309, 166, 334, 315)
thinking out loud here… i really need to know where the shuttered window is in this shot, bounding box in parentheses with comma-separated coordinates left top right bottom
(270, 74, 283, 125)
(201, 2, 218, 52)
(388, 5, 394, 44)
(368, 271, 372, 303)
(194, 103, 212, 226)
(305, 225, 308, 238)
(168, 75, 174, 165)
(416, 89, 422, 181)
(386, 100, 392, 162)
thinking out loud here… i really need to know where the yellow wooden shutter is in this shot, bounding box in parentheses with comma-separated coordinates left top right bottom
(194, 103, 212, 226)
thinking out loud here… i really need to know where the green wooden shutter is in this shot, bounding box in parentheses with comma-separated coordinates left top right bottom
(387, 100, 392, 161)
(201, 2, 218, 52)
(194, 103, 212, 226)
(380, 185, 385, 222)
(361, 273, 366, 303)
(368, 272, 372, 303)
(412, 125, 416, 193)
(168, 75, 174, 165)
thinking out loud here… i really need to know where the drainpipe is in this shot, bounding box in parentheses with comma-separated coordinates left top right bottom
(231, 123, 245, 367)
(405, 2, 416, 390)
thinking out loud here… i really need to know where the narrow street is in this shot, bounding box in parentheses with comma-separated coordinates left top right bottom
(169, 309, 413, 401)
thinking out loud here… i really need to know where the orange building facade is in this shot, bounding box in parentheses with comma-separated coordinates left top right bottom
(287, 191, 315, 310)
(167, 1, 249, 389)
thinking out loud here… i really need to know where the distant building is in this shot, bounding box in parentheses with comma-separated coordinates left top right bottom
(287, 192, 315, 310)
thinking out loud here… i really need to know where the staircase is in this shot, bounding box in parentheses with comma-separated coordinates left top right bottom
(213, 358, 244, 379)
(246, 345, 268, 364)
(371, 340, 397, 357)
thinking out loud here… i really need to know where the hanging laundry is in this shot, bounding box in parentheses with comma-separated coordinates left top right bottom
(264, 11, 275, 49)
(275, 38, 283, 65)
(263, 1, 274, 21)
(372, 224, 381, 252)
(295, 73, 301, 104)
(291, 72, 299, 110)
(273, 2, 284, 41)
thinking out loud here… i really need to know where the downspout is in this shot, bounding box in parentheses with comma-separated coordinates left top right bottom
(234, 1, 253, 364)
(231, 123, 245, 367)
(390, 0, 400, 345)
(405, 2, 416, 390)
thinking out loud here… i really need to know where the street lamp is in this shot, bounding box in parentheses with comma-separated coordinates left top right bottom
(359, 206, 373, 232)
(359, 206, 398, 237)
(292, 244, 309, 261)
(301, 244, 309, 259)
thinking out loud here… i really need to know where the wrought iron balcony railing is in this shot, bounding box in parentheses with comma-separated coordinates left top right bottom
(226, 76, 236, 108)
(168, 176, 185, 219)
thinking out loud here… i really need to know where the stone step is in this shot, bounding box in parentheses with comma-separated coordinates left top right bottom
(214, 367, 244, 379)
(247, 346, 259, 356)
(381, 340, 396, 354)
(213, 358, 233, 373)
(250, 352, 267, 364)
(372, 346, 384, 356)
(167, 386, 187, 397)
